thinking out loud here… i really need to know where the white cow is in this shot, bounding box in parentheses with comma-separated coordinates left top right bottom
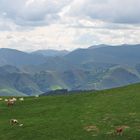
(5, 99, 8, 102)
(35, 95, 39, 98)
(19, 98, 24, 101)
(10, 119, 19, 125)
(10, 119, 23, 127)
(12, 98, 17, 102)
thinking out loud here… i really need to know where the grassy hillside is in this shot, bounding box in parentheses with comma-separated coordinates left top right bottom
(0, 83, 140, 140)
(0, 87, 27, 96)
(97, 66, 140, 89)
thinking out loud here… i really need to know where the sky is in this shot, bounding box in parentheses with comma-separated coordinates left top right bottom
(0, 0, 140, 51)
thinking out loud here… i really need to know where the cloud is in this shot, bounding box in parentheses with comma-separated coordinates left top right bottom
(0, 0, 71, 26)
(0, 0, 140, 27)
(0, 0, 140, 51)
(64, 0, 140, 24)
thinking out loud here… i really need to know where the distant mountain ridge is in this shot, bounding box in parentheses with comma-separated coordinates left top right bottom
(31, 49, 69, 57)
(0, 44, 140, 96)
(0, 48, 47, 66)
(65, 44, 140, 66)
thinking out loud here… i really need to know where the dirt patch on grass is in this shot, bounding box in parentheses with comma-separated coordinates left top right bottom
(106, 130, 114, 135)
(84, 125, 99, 132)
(129, 112, 136, 116)
(121, 125, 130, 129)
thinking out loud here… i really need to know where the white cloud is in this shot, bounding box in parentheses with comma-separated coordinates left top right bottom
(0, 0, 71, 26)
(64, 0, 140, 24)
(0, 0, 140, 51)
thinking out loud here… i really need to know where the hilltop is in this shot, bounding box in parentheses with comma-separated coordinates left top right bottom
(1, 44, 140, 96)
(0, 83, 140, 140)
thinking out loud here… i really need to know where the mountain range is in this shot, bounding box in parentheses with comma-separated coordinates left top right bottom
(0, 44, 140, 96)
(31, 49, 69, 57)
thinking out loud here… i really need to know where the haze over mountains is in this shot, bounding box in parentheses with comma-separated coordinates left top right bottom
(0, 44, 140, 96)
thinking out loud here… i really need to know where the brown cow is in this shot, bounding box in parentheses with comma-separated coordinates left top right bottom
(116, 127, 123, 135)
(7, 99, 15, 107)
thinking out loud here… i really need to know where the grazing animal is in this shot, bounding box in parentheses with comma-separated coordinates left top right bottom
(0, 98, 3, 101)
(5, 99, 8, 102)
(10, 119, 19, 125)
(19, 98, 24, 101)
(12, 98, 17, 102)
(7, 99, 15, 106)
(116, 127, 123, 135)
(35, 95, 39, 98)
(10, 119, 23, 127)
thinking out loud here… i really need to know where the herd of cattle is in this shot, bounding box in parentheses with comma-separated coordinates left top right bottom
(0, 95, 39, 127)
(0, 95, 125, 135)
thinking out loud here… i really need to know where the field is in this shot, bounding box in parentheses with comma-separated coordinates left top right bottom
(0, 83, 140, 140)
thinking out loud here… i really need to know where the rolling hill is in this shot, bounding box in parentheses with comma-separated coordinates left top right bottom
(0, 48, 47, 66)
(0, 44, 140, 96)
(65, 44, 140, 66)
(0, 65, 42, 96)
(1, 64, 140, 96)
(96, 66, 140, 89)
(0, 83, 140, 140)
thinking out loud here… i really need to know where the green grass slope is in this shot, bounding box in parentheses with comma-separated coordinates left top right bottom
(0, 87, 27, 96)
(0, 83, 140, 140)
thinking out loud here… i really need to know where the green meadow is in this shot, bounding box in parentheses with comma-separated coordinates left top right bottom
(0, 83, 140, 140)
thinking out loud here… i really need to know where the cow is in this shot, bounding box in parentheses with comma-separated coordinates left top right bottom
(19, 98, 24, 101)
(10, 119, 19, 125)
(34, 95, 39, 99)
(116, 127, 123, 135)
(7, 99, 15, 107)
(5, 99, 8, 102)
(10, 119, 23, 127)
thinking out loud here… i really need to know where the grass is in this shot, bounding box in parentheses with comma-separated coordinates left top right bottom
(50, 85, 62, 90)
(0, 83, 140, 140)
